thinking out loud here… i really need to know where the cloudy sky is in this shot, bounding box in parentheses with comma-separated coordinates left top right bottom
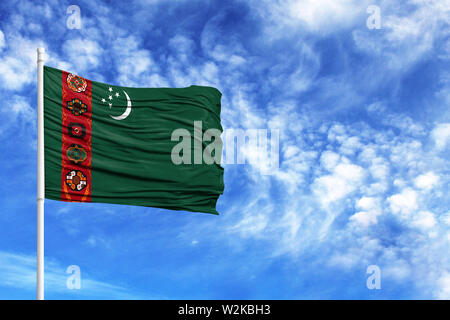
(0, 0, 449, 299)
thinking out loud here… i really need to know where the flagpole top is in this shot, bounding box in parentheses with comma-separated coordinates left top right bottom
(37, 48, 45, 63)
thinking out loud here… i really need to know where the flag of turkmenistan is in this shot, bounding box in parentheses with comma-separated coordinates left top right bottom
(44, 66, 224, 214)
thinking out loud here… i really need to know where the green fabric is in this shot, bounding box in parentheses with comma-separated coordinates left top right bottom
(44, 66, 224, 214)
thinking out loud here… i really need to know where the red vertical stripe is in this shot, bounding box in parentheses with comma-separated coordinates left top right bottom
(61, 71, 92, 202)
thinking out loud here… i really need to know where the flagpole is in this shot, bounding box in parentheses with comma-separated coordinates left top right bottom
(37, 47, 45, 300)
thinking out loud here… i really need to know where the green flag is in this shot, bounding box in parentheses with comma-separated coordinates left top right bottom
(44, 66, 224, 214)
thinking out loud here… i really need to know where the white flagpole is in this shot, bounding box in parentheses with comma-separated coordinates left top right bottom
(37, 47, 45, 300)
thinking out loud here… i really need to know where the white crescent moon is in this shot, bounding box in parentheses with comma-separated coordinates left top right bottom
(110, 90, 132, 120)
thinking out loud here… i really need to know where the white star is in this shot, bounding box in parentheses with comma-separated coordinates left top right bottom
(108, 87, 113, 92)
(108, 103, 112, 108)
(108, 95, 112, 100)
(101, 98, 106, 103)
(115, 92, 119, 97)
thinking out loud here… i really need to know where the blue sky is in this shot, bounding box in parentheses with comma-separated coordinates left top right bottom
(0, 0, 449, 299)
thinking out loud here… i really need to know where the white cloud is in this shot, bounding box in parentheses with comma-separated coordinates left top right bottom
(339, 136, 362, 156)
(253, 0, 371, 35)
(382, 259, 412, 281)
(284, 145, 301, 159)
(356, 196, 378, 212)
(0, 30, 4, 50)
(229, 214, 268, 236)
(350, 197, 381, 227)
(388, 188, 418, 217)
(289, 0, 369, 31)
(358, 145, 377, 163)
(436, 272, 450, 299)
(0, 95, 35, 137)
(11, 95, 34, 122)
(349, 211, 377, 227)
(412, 211, 437, 230)
(442, 212, 450, 226)
(320, 150, 340, 171)
(62, 38, 103, 72)
(313, 162, 365, 207)
(327, 124, 347, 142)
(414, 172, 440, 190)
(169, 35, 195, 63)
(0, 35, 45, 90)
(369, 158, 389, 178)
(431, 123, 450, 151)
(112, 36, 155, 82)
